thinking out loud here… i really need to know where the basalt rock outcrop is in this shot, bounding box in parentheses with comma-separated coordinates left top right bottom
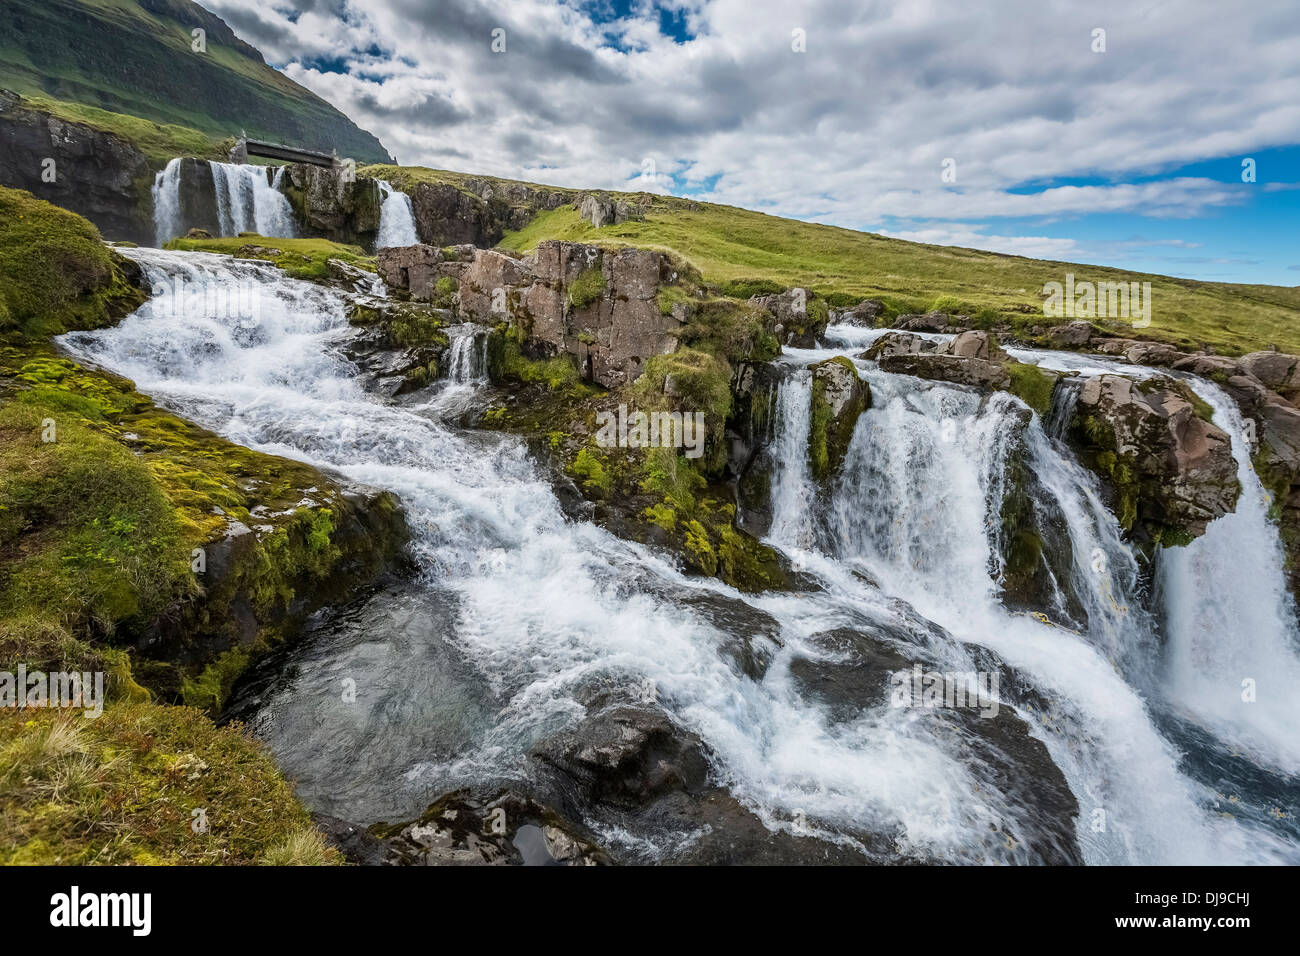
(379, 239, 682, 388)
(0, 90, 154, 243)
(877, 331, 1061, 415)
(1067, 374, 1239, 545)
(748, 288, 830, 348)
(279, 163, 383, 247)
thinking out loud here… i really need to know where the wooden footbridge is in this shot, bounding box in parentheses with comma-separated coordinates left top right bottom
(228, 133, 339, 167)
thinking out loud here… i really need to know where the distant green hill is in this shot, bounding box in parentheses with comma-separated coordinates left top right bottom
(0, 0, 392, 164)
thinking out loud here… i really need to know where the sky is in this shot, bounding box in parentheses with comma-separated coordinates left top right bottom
(195, 0, 1300, 285)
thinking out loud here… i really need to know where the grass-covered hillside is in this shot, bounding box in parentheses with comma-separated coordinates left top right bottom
(14, 92, 228, 164)
(487, 191, 1300, 357)
(0, 0, 392, 164)
(0, 187, 388, 864)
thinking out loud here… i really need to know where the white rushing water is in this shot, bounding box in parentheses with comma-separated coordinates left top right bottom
(376, 180, 419, 248)
(56, 264, 1300, 863)
(152, 158, 297, 245)
(1157, 384, 1300, 770)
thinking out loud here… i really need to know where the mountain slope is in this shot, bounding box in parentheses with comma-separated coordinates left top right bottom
(0, 0, 392, 163)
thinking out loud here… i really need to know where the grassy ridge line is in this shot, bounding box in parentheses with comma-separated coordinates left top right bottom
(490, 197, 1300, 357)
(12, 93, 228, 165)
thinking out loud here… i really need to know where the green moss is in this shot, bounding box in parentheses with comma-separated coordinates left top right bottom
(568, 267, 607, 309)
(389, 308, 449, 349)
(675, 298, 781, 363)
(0, 704, 339, 865)
(643, 502, 677, 531)
(1006, 362, 1057, 416)
(807, 356, 869, 481)
(0, 187, 146, 341)
(683, 519, 717, 576)
(567, 447, 613, 497)
(502, 339, 588, 393)
(433, 275, 458, 309)
(718, 278, 786, 299)
(809, 375, 832, 480)
(162, 235, 376, 282)
(657, 284, 692, 316)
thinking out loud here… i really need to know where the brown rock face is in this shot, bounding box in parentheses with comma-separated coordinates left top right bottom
(937, 330, 1006, 361)
(1239, 350, 1300, 396)
(1071, 374, 1239, 541)
(375, 244, 447, 299)
(516, 241, 680, 387)
(861, 330, 937, 360)
(749, 289, 830, 347)
(378, 239, 680, 388)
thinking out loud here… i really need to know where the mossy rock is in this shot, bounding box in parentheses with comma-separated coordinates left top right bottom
(809, 356, 871, 481)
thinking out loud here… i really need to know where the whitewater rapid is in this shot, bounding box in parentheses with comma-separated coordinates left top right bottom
(153, 159, 297, 246)
(57, 251, 1300, 863)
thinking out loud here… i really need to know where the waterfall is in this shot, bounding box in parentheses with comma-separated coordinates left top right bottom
(767, 368, 817, 549)
(54, 288, 1300, 864)
(1157, 383, 1300, 770)
(376, 180, 419, 248)
(151, 160, 297, 245)
(151, 158, 183, 247)
(444, 324, 489, 383)
(209, 161, 296, 238)
(765, 334, 1300, 863)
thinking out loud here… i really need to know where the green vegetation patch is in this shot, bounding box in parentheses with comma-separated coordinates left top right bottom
(0, 704, 338, 865)
(163, 234, 376, 282)
(0, 187, 147, 341)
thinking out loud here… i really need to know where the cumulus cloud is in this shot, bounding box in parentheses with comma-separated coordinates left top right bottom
(195, 0, 1300, 265)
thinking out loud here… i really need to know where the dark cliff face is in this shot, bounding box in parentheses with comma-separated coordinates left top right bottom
(0, 92, 153, 244)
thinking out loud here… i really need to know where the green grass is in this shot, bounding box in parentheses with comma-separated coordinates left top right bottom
(163, 234, 376, 281)
(0, 704, 339, 865)
(1007, 362, 1058, 416)
(0, 187, 147, 339)
(15, 93, 226, 164)
(492, 194, 1300, 357)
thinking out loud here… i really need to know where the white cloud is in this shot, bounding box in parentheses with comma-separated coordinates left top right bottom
(195, 0, 1300, 257)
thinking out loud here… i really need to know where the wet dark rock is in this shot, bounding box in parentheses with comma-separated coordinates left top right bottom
(533, 703, 711, 809)
(0, 90, 153, 242)
(376, 789, 609, 866)
(313, 813, 389, 866)
(789, 627, 1083, 864)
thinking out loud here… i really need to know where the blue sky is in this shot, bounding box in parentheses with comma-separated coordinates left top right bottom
(200, 0, 1300, 285)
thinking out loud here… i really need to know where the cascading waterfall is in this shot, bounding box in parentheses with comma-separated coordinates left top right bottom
(56, 265, 1300, 864)
(151, 158, 183, 247)
(210, 161, 297, 238)
(376, 180, 419, 248)
(1157, 383, 1300, 770)
(444, 324, 489, 383)
(151, 159, 297, 245)
(769, 338, 1300, 863)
